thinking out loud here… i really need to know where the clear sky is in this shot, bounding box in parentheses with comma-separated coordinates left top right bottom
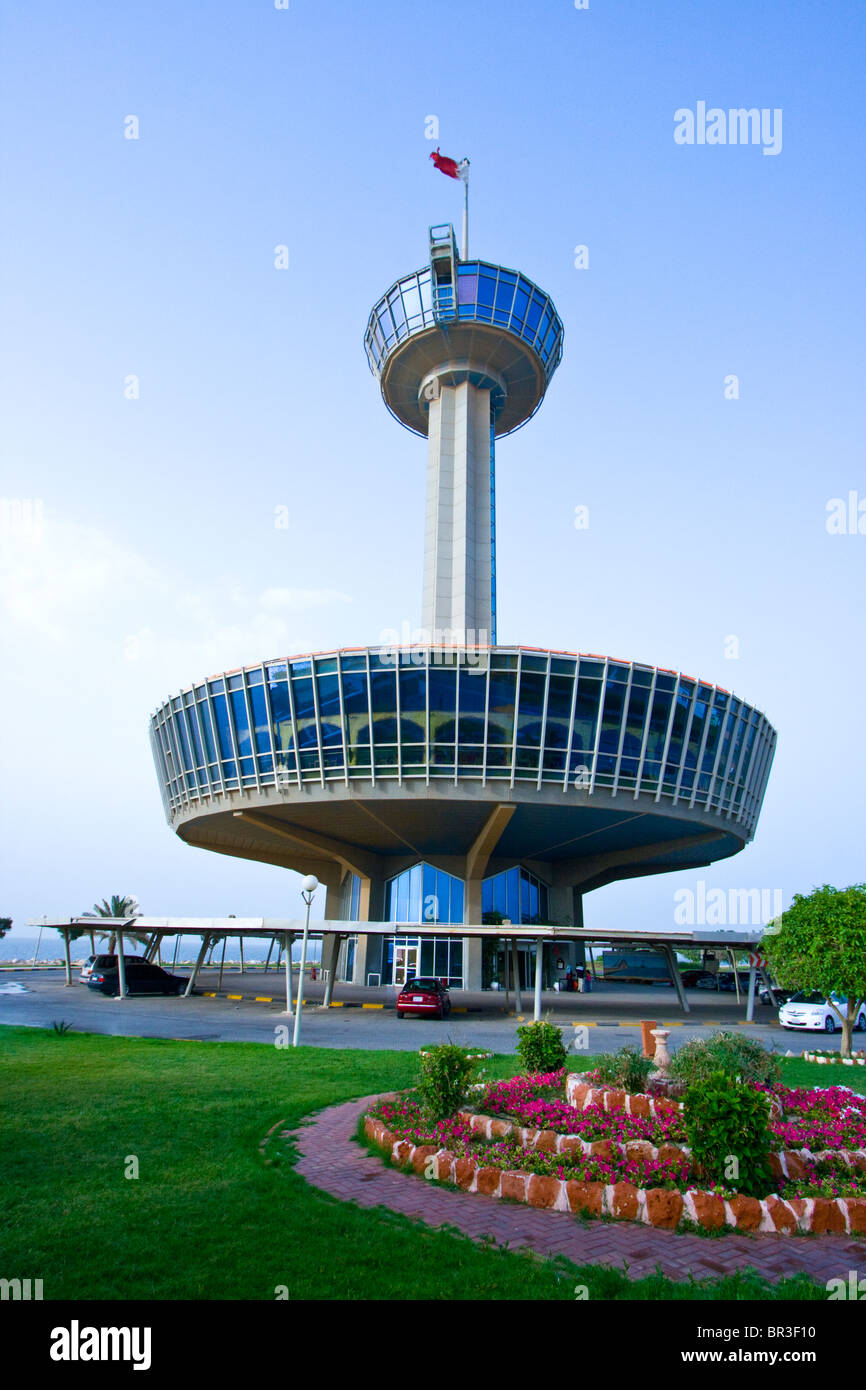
(1, 0, 864, 936)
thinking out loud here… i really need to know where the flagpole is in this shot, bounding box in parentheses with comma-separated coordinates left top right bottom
(462, 168, 469, 259)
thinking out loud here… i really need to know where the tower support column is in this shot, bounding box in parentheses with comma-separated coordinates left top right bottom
(422, 380, 495, 645)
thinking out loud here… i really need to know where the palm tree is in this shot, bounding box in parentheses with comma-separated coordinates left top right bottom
(80, 895, 148, 955)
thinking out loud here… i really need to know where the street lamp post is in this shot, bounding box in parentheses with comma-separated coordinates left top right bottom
(292, 876, 319, 1047)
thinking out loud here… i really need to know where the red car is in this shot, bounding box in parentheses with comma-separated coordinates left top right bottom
(396, 976, 452, 1020)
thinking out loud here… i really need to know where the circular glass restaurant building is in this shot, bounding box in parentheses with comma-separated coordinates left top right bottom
(150, 224, 776, 993)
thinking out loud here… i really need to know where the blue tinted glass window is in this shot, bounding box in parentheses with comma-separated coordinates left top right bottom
(495, 279, 514, 312)
(370, 669, 396, 715)
(173, 712, 194, 774)
(212, 693, 233, 759)
(341, 670, 368, 715)
(422, 864, 437, 919)
(458, 271, 478, 304)
(493, 873, 507, 916)
(291, 677, 315, 721)
(198, 700, 217, 764)
(450, 878, 464, 923)
(248, 683, 271, 755)
(401, 284, 421, 322)
(428, 668, 456, 714)
(572, 678, 602, 756)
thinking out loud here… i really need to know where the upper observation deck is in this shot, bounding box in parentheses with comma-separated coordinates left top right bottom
(364, 225, 564, 438)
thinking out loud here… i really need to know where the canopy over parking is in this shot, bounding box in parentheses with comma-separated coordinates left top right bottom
(44, 915, 776, 1022)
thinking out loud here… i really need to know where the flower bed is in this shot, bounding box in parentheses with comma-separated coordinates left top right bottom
(362, 1070, 866, 1235)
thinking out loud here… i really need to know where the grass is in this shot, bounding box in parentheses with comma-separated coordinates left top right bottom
(0, 1026, 844, 1301)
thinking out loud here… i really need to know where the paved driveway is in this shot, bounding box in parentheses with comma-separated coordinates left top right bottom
(0, 969, 818, 1054)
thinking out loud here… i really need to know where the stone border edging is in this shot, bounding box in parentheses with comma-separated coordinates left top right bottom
(803, 1050, 866, 1067)
(363, 1114, 866, 1235)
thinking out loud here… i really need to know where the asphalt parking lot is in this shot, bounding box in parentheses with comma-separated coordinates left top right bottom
(0, 968, 817, 1055)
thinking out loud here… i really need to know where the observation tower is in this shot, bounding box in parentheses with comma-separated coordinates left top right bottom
(149, 221, 776, 996)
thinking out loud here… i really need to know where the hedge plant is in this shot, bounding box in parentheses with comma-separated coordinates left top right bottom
(669, 1031, 781, 1088)
(683, 1071, 774, 1197)
(416, 1044, 479, 1121)
(515, 1020, 568, 1075)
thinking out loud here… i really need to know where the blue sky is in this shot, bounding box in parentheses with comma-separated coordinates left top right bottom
(1, 0, 864, 935)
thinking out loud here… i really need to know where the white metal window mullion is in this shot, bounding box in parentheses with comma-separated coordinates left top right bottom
(222, 676, 246, 799)
(753, 728, 777, 834)
(746, 719, 773, 832)
(150, 723, 173, 819)
(181, 696, 205, 803)
(536, 654, 552, 791)
(653, 676, 680, 804)
(705, 696, 735, 814)
(732, 715, 759, 829)
(190, 691, 215, 801)
(336, 653, 349, 787)
(153, 714, 176, 814)
(366, 650, 376, 787)
(509, 650, 522, 790)
(688, 686, 715, 810)
(633, 670, 658, 801)
(240, 670, 263, 796)
(153, 713, 174, 811)
(452, 653, 459, 787)
(481, 652, 491, 789)
(742, 717, 771, 834)
(716, 699, 745, 817)
(168, 702, 192, 810)
(610, 665, 633, 799)
(588, 658, 609, 797)
(671, 682, 699, 806)
(202, 683, 226, 798)
(260, 663, 280, 791)
(308, 656, 326, 789)
(283, 659, 303, 788)
(163, 703, 187, 811)
(725, 705, 752, 821)
(395, 652, 404, 787)
(561, 656, 580, 793)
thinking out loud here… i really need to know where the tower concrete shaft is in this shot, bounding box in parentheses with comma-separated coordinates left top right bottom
(422, 380, 495, 644)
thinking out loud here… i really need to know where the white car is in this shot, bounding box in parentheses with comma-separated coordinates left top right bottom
(779, 991, 866, 1034)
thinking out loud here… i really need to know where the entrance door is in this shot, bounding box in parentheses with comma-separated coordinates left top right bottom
(393, 943, 419, 986)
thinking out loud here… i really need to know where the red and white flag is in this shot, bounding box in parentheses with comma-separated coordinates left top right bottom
(430, 147, 469, 182)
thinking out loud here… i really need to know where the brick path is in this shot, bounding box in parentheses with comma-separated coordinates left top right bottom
(291, 1094, 866, 1286)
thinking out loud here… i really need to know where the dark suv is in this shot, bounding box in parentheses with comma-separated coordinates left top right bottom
(87, 961, 188, 997)
(79, 953, 144, 984)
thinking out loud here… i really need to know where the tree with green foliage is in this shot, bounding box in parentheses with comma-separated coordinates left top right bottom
(763, 883, 866, 1059)
(80, 895, 147, 955)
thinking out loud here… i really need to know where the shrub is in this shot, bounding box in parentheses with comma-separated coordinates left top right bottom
(416, 1044, 479, 1121)
(515, 1020, 568, 1075)
(587, 1045, 655, 1093)
(683, 1071, 774, 1197)
(669, 1031, 781, 1088)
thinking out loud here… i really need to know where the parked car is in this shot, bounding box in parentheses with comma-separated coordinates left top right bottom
(778, 991, 866, 1033)
(694, 972, 721, 990)
(716, 972, 752, 993)
(758, 985, 796, 1006)
(87, 961, 188, 997)
(79, 953, 144, 983)
(396, 976, 451, 1020)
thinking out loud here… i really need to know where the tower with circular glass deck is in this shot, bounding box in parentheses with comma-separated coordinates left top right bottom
(365, 225, 563, 645)
(149, 222, 776, 996)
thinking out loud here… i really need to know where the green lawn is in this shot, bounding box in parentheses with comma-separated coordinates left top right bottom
(0, 1026, 840, 1301)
